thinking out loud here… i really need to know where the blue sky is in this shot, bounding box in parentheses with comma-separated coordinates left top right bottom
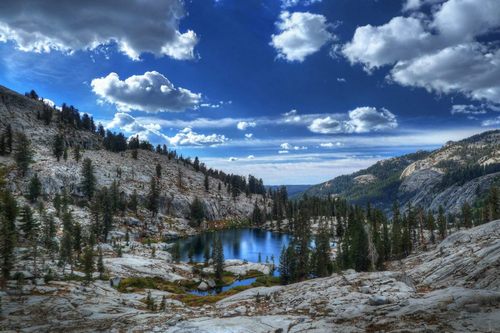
(0, 0, 499, 184)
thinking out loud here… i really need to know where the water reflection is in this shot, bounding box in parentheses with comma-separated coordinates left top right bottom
(174, 228, 292, 266)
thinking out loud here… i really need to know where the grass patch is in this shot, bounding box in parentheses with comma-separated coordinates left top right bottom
(172, 275, 282, 307)
(241, 270, 265, 279)
(116, 277, 189, 294)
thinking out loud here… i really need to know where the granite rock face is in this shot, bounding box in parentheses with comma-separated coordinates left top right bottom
(0, 85, 267, 228)
(3, 220, 499, 332)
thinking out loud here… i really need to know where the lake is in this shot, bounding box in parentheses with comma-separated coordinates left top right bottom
(174, 228, 292, 294)
(176, 228, 292, 267)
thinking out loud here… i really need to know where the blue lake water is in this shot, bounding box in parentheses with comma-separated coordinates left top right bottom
(175, 228, 292, 295)
(176, 228, 292, 266)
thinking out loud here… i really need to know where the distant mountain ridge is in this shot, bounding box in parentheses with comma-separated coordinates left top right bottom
(300, 130, 500, 214)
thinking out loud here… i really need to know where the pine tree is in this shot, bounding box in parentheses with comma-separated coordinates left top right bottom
(20, 205, 36, 239)
(203, 243, 210, 265)
(427, 211, 436, 244)
(146, 176, 159, 217)
(279, 244, 296, 285)
(5, 125, 12, 154)
(128, 190, 138, 214)
(487, 186, 499, 221)
(204, 174, 209, 192)
(381, 212, 391, 262)
(0, 134, 6, 156)
(251, 203, 264, 225)
(63, 147, 68, 161)
(52, 134, 65, 162)
(160, 295, 166, 311)
(14, 132, 33, 177)
(82, 245, 94, 283)
(461, 202, 472, 228)
(391, 202, 402, 259)
(73, 145, 81, 163)
(171, 241, 181, 263)
(97, 247, 105, 279)
(27, 173, 42, 202)
(59, 211, 74, 274)
(193, 157, 200, 172)
(213, 236, 224, 283)
(313, 225, 332, 277)
(73, 222, 82, 259)
(0, 211, 16, 284)
(190, 197, 204, 227)
(42, 212, 57, 257)
(81, 158, 96, 200)
(156, 163, 162, 178)
(437, 205, 447, 240)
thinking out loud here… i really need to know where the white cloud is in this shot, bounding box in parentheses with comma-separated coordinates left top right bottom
(308, 107, 397, 134)
(168, 127, 228, 146)
(106, 113, 228, 147)
(278, 150, 289, 154)
(237, 121, 256, 130)
(280, 142, 292, 150)
(270, 11, 334, 62)
(106, 112, 170, 144)
(403, 0, 445, 11)
(451, 104, 491, 115)
(228, 157, 239, 162)
(245, 133, 254, 139)
(91, 71, 201, 113)
(0, 0, 197, 60)
(281, 0, 322, 9)
(280, 142, 307, 151)
(336, 77, 346, 82)
(247, 155, 255, 159)
(347, 107, 398, 133)
(320, 142, 342, 148)
(308, 116, 345, 134)
(342, 0, 500, 104)
(390, 43, 500, 103)
(482, 116, 500, 127)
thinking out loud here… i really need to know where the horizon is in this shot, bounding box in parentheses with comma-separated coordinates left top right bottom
(0, 0, 499, 185)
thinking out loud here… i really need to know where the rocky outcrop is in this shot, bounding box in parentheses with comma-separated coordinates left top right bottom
(0, 85, 266, 224)
(3, 220, 499, 332)
(301, 130, 499, 214)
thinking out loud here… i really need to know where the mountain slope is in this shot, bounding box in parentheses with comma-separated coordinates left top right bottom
(0, 85, 265, 234)
(302, 130, 500, 214)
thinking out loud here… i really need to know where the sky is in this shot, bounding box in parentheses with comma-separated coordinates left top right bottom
(0, 0, 499, 185)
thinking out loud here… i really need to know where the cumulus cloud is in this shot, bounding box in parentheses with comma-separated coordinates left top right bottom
(0, 0, 198, 60)
(245, 133, 254, 139)
(168, 127, 228, 146)
(308, 107, 397, 134)
(228, 157, 239, 162)
(237, 121, 256, 130)
(247, 155, 255, 159)
(342, 0, 500, 104)
(106, 112, 170, 144)
(270, 11, 334, 62)
(106, 113, 227, 146)
(91, 71, 201, 113)
(390, 43, 500, 103)
(278, 150, 289, 154)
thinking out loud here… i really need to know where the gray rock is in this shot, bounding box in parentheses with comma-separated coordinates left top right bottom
(369, 295, 390, 306)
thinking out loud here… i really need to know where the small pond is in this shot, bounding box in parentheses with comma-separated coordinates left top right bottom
(176, 228, 292, 267)
(173, 228, 292, 294)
